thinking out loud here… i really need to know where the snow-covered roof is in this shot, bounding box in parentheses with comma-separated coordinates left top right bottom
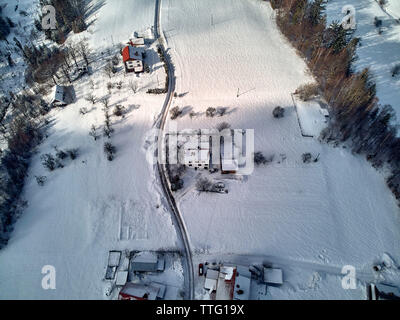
(220, 266, 235, 281)
(206, 269, 219, 280)
(233, 266, 251, 300)
(132, 251, 158, 264)
(52, 85, 65, 103)
(129, 46, 144, 61)
(263, 268, 283, 285)
(204, 278, 217, 291)
(130, 37, 145, 46)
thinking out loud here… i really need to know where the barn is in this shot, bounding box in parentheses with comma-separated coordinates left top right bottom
(51, 85, 68, 107)
(122, 45, 144, 73)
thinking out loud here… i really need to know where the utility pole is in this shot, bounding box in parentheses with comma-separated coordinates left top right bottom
(237, 88, 240, 98)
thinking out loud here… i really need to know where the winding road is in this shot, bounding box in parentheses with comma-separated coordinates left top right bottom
(154, 0, 195, 300)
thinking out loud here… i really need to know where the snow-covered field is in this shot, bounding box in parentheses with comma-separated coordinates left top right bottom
(0, 0, 182, 299)
(326, 0, 400, 123)
(162, 0, 400, 299)
(0, 0, 399, 300)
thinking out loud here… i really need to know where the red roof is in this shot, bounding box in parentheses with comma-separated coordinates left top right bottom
(122, 46, 130, 63)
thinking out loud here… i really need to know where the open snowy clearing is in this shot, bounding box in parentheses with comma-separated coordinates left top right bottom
(162, 0, 400, 299)
(0, 0, 182, 299)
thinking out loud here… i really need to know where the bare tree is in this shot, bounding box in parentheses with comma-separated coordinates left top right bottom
(85, 94, 97, 104)
(129, 80, 138, 93)
(77, 39, 91, 67)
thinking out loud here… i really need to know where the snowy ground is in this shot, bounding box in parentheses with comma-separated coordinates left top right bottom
(0, 0, 182, 299)
(1, 0, 399, 300)
(326, 0, 400, 123)
(162, 0, 400, 299)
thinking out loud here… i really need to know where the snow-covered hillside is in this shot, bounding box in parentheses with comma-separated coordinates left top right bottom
(0, 0, 182, 299)
(326, 0, 400, 123)
(162, 0, 400, 298)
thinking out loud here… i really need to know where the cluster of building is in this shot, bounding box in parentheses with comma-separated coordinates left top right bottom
(177, 130, 247, 174)
(200, 262, 283, 300)
(105, 250, 170, 300)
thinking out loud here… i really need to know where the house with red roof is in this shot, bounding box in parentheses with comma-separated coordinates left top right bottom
(122, 45, 144, 73)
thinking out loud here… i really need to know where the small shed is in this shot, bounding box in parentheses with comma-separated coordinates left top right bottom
(129, 37, 145, 46)
(263, 267, 283, 286)
(51, 85, 67, 107)
(131, 251, 159, 272)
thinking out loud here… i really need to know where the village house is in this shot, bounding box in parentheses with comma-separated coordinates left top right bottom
(51, 85, 68, 107)
(122, 45, 145, 73)
(182, 135, 210, 170)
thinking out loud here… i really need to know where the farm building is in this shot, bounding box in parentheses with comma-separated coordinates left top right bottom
(122, 45, 145, 73)
(233, 266, 251, 300)
(130, 251, 165, 273)
(51, 85, 68, 107)
(118, 282, 166, 300)
(182, 135, 210, 169)
(263, 267, 283, 286)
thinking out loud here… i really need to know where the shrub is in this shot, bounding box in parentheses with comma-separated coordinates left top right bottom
(391, 64, 400, 77)
(79, 107, 88, 115)
(35, 175, 47, 186)
(41, 154, 56, 171)
(113, 105, 125, 117)
(196, 177, 213, 192)
(254, 152, 274, 166)
(66, 148, 79, 160)
(217, 122, 231, 131)
(374, 17, 382, 28)
(189, 111, 196, 119)
(104, 142, 116, 161)
(296, 83, 319, 101)
(55, 148, 68, 160)
(89, 125, 98, 141)
(216, 107, 228, 117)
(302, 153, 313, 163)
(206, 107, 217, 117)
(170, 106, 182, 120)
(273, 106, 285, 118)
(85, 94, 96, 104)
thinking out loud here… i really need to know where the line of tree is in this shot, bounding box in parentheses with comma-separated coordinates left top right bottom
(0, 92, 51, 248)
(271, 0, 400, 206)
